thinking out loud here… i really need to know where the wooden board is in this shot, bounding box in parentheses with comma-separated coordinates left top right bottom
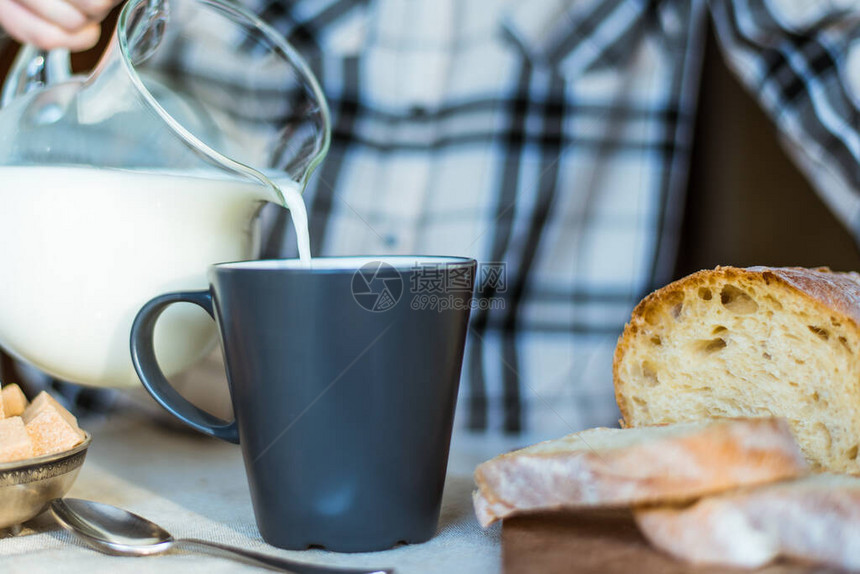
(502, 509, 840, 574)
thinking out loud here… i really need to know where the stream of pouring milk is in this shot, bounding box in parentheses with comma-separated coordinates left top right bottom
(0, 166, 311, 387)
(275, 179, 312, 265)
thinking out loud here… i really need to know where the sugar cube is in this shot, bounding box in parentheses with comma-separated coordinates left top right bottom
(1, 384, 28, 417)
(0, 417, 34, 463)
(23, 392, 84, 456)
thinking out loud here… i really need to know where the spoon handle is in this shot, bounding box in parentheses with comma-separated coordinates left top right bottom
(177, 538, 393, 574)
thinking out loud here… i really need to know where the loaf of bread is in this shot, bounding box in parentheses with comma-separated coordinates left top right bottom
(635, 473, 860, 570)
(472, 417, 807, 527)
(614, 266, 860, 472)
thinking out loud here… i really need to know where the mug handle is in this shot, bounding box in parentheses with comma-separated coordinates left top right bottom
(130, 291, 240, 444)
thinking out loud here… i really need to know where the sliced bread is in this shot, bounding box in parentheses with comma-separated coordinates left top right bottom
(473, 417, 807, 527)
(635, 473, 860, 570)
(614, 265, 860, 472)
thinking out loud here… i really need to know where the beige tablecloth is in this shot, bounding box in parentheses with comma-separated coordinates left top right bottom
(0, 413, 515, 574)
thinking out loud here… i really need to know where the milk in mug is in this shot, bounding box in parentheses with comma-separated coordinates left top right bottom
(0, 166, 309, 387)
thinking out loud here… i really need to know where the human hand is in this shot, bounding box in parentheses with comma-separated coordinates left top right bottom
(0, 0, 122, 51)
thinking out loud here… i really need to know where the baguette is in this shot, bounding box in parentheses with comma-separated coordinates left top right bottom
(473, 417, 807, 527)
(635, 473, 860, 570)
(614, 266, 860, 472)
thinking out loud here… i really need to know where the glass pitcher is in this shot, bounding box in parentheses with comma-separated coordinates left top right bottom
(0, 0, 330, 388)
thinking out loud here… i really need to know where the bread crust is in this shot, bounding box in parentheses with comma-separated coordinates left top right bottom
(473, 417, 807, 527)
(613, 266, 860, 425)
(634, 473, 860, 570)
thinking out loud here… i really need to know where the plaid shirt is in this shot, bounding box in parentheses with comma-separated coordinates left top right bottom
(4, 0, 860, 437)
(241, 0, 860, 439)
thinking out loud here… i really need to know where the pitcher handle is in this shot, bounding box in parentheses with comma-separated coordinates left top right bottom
(0, 45, 72, 108)
(130, 290, 240, 444)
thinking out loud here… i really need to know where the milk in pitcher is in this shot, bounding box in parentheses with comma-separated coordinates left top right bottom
(0, 166, 309, 387)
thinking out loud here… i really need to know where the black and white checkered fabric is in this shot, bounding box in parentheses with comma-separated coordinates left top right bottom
(8, 0, 860, 437)
(712, 0, 860, 238)
(236, 0, 860, 439)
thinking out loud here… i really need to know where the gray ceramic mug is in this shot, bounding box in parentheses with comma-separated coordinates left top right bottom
(130, 256, 475, 552)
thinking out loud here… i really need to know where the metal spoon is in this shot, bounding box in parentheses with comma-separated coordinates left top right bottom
(50, 498, 393, 574)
